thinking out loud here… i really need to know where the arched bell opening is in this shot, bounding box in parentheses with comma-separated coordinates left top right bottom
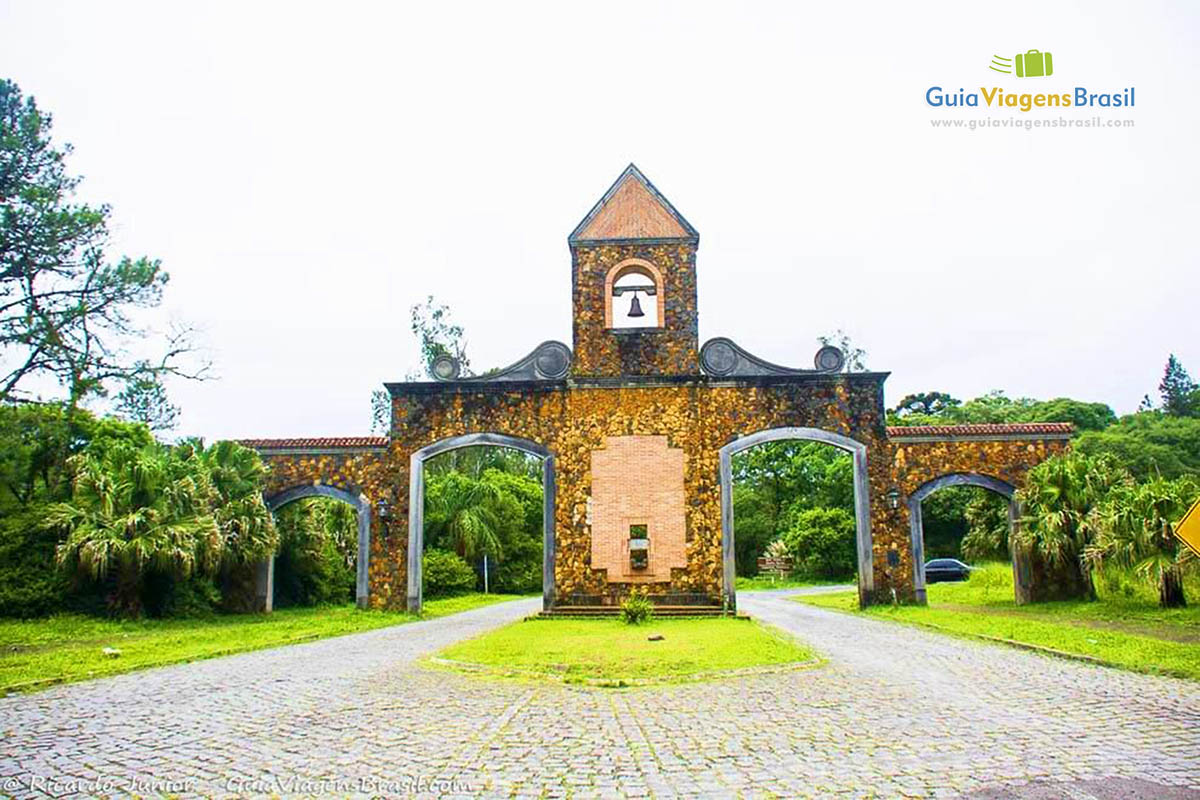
(604, 259, 665, 330)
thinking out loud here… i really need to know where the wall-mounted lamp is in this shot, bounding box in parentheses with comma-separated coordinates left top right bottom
(886, 488, 901, 511)
(376, 497, 391, 520)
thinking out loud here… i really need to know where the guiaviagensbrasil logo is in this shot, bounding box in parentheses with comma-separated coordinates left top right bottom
(926, 48, 1135, 114)
(990, 50, 1053, 78)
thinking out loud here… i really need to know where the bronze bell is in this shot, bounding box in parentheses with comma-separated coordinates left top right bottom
(628, 293, 645, 318)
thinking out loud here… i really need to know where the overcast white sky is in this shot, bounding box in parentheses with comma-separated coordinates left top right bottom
(2, 1, 1197, 439)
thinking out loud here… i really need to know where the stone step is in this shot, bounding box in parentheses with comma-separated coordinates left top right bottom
(537, 606, 739, 619)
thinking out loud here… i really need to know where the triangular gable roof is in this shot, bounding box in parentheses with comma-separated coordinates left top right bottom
(569, 164, 699, 244)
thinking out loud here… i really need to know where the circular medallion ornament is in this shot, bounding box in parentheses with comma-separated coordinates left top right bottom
(431, 355, 461, 381)
(700, 339, 738, 376)
(534, 342, 571, 379)
(814, 345, 846, 372)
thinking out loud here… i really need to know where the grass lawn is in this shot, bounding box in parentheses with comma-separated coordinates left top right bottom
(434, 617, 815, 685)
(0, 592, 524, 693)
(735, 574, 850, 591)
(796, 563, 1200, 680)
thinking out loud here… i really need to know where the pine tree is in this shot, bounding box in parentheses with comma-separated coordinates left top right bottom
(1159, 355, 1198, 417)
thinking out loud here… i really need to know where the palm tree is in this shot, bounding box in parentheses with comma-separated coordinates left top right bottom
(52, 443, 220, 616)
(425, 471, 504, 564)
(1014, 452, 1131, 601)
(194, 439, 278, 566)
(1087, 475, 1197, 608)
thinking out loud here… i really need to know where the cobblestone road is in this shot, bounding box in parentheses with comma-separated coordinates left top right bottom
(2, 591, 1198, 799)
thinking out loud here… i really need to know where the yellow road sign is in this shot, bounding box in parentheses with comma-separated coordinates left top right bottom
(1176, 497, 1200, 557)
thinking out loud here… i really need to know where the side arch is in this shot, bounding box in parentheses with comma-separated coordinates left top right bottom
(906, 472, 1021, 604)
(261, 484, 372, 611)
(718, 427, 873, 610)
(408, 433, 556, 614)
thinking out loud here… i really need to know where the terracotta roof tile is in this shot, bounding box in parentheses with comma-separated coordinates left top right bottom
(238, 437, 389, 450)
(886, 423, 1074, 438)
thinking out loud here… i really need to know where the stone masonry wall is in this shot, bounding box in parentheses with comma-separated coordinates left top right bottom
(882, 430, 1074, 603)
(255, 449, 400, 608)
(389, 374, 892, 608)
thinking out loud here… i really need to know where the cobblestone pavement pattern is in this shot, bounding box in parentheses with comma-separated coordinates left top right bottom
(2, 590, 1198, 799)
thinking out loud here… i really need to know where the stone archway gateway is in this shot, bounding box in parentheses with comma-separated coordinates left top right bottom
(719, 427, 872, 609)
(241, 165, 1074, 613)
(260, 484, 372, 612)
(407, 433, 555, 614)
(906, 472, 1022, 604)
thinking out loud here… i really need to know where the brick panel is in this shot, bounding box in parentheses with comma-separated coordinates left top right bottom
(589, 436, 688, 583)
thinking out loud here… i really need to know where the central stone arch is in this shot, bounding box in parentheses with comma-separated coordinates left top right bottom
(262, 484, 372, 611)
(718, 426, 873, 610)
(407, 433, 556, 614)
(906, 472, 1025, 604)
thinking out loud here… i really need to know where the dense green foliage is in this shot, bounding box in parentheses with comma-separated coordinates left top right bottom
(272, 498, 357, 608)
(0, 404, 154, 616)
(0, 402, 281, 618)
(731, 441, 854, 577)
(889, 390, 1117, 431)
(1075, 413, 1200, 479)
(422, 447, 544, 595)
(1016, 451, 1198, 606)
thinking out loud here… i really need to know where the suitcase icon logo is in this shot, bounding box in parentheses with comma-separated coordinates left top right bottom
(989, 50, 1054, 78)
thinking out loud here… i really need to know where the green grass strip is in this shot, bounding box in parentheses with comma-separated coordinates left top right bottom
(0, 593, 525, 693)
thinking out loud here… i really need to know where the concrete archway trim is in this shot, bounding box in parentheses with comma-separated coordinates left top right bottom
(718, 427, 872, 610)
(263, 483, 372, 610)
(407, 433, 555, 614)
(906, 472, 1018, 604)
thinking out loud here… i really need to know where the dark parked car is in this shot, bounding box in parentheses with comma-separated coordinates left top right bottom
(924, 558, 972, 583)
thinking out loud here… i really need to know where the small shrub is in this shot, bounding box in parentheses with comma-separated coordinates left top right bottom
(620, 588, 653, 625)
(423, 549, 476, 597)
(780, 507, 857, 580)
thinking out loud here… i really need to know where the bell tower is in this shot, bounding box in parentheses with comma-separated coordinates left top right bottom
(568, 165, 700, 377)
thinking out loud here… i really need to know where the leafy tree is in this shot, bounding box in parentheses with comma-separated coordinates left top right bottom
(51, 442, 220, 616)
(0, 79, 205, 405)
(424, 471, 505, 563)
(479, 467, 544, 592)
(1087, 475, 1198, 608)
(410, 295, 470, 378)
(817, 329, 867, 371)
(891, 391, 961, 418)
(887, 390, 1117, 432)
(1159, 355, 1198, 417)
(370, 388, 390, 435)
(1074, 412, 1200, 480)
(426, 445, 540, 481)
(115, 371, 180, 432)
(1014, 452, 1131, 601)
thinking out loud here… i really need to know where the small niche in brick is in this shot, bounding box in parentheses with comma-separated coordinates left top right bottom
(629, 524, 649, 570)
